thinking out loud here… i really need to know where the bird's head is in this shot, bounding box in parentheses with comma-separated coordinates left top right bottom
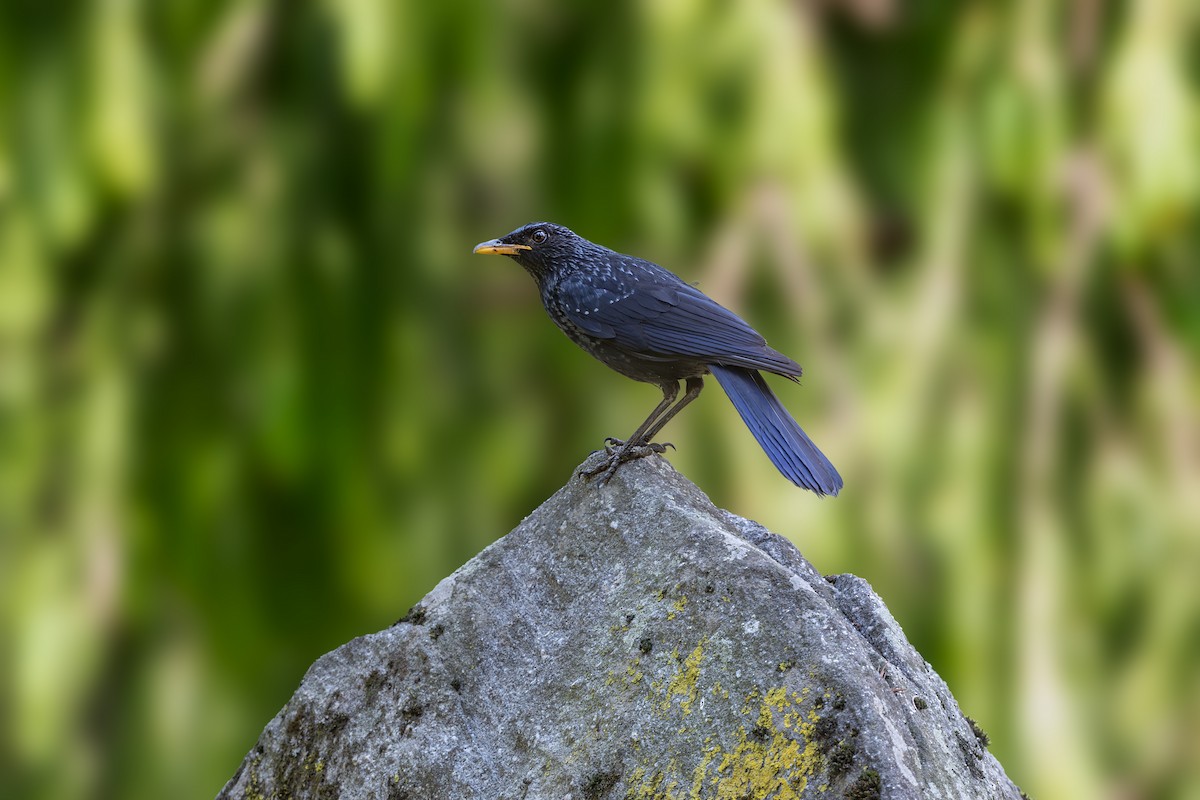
(473, 222, 585, 281)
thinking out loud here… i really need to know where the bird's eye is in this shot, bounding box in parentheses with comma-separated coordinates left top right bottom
(532, 229, 548, 245)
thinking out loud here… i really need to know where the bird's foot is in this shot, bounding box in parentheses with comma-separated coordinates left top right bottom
(601, 437, 674, 454)
(581, 440, 674, 486)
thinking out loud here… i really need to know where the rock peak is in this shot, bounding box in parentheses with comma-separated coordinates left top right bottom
(218, 454, 1024, 799)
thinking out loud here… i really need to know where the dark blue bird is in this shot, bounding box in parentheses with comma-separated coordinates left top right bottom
(474, 222, 842, 496)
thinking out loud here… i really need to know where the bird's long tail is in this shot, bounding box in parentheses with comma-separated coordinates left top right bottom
(709, 365, 843, 496)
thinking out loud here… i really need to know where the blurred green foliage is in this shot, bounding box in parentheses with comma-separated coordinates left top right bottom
(1, 1, 1198, 798)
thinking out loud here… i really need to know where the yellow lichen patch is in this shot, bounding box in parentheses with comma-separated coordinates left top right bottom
(626, 661, 645, 686)
(625, 763, 685, 800)
(763, 686, 790, 711)
(624, 767, 650, 798)
(607, 654, 647, 693)
(715, 730, 805, 799)
(707, 688, 822, 799)
(667, 594, 687, 620)
(662, 641, 706, 715)
(623, 682, 826, 800)
(689, 746, 722, 798)
(740, 688, 759, 716)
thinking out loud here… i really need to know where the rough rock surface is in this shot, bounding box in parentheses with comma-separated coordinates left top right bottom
(218, 454, 1025, 800)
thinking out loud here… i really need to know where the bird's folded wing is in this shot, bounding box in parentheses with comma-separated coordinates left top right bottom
(557, 270, 802, 378)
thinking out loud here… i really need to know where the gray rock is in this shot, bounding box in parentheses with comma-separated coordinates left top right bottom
(218, 453, 1025, 800)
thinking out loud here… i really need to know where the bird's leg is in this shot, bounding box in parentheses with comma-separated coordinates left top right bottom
(639, 375, 703, 444)
(592, 376, 703, 481)
(596, 381, 679, 452)
(582, 382, 679, 483)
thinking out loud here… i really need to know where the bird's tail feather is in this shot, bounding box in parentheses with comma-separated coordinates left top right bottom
(710, 365, 843, 496)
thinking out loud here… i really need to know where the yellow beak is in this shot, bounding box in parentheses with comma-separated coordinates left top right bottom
(473, 239, 532, 256)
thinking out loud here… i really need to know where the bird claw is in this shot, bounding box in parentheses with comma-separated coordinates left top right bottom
(587, 458, 622, 487)
(601, 437, 673, 455)
(581, 441, 673, 485)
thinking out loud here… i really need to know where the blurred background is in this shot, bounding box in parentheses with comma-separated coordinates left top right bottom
(1, 0, 1198, 798)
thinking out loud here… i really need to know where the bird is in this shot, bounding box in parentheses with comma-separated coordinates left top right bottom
(473, 222, 842, 496)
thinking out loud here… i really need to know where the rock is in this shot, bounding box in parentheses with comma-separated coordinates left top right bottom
(218, 453, 1025, 800)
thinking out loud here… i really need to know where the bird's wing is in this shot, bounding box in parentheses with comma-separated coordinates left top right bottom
(556, 259, 802, 377)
